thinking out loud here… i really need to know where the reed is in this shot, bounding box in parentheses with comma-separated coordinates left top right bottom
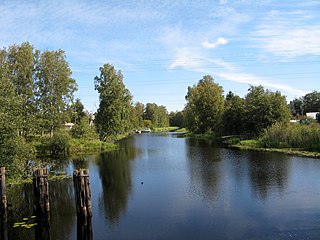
(260, 123, 320, 151)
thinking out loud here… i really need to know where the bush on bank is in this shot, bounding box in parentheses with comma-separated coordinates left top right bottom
(259, 123, 320, 151)
(33, 127, 116, 156)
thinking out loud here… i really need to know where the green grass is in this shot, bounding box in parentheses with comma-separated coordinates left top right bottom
(230, 133, 320, 158)
(238, 139, 260, 147)
(152, 127, 180, 132)
(259, 122, 320, 151)
(174, 128, 187, 133)
(232, 143, 320, 158)
(69, 139, 116, 154)
(182, 132, 218, 141)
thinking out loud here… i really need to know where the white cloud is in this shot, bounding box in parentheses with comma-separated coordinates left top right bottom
(255, 26, 320, 57)
(216, 72, 307, 97)
(169, 48, 206, 72)
(0, 0, 162, 48)
(203, 58, 238, 72)
(168, 46, 238, 73)
(253, 10, 320, 58)
(202, 37, 229, 49)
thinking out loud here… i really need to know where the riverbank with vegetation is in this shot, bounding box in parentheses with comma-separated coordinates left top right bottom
(152, 127, 187, 132)
(176, 122, 320, 158)
(223, 122, 320, 158)
(231, 140, 320, 158)
(32, 137, 116, 156)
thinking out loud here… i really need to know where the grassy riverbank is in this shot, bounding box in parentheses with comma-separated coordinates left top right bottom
(31, 133, 117, 156)
(68, 139, 116, 154)
(181, 123, 320, 158)
(231, 140, 320, 158)
(152, 126, 181, 132)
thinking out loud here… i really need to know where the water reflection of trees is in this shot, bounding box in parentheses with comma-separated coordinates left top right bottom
(96, 138, 137, 225)
(5, 178, 75, 240)
(72, 155, 95, 170)
(49, 179, 76, 240)
(6, 184, 34, 240)
(185, 138, 222, 204)
(247, 152, 290, 200)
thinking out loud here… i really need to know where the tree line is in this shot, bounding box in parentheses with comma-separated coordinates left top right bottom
(0, 42, 82, 179)
(0, 42, 77, 137)
(290, 91, 320, 116)
(170, 75, 320, 139)
(0, 44, 170, 173)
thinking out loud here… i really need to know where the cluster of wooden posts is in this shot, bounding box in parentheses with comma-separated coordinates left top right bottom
(0, 167, 92, 240)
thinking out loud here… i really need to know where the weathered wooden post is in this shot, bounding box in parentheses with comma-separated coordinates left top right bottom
(0, 167, 7, 216)
(33, 168, 50, 216)
(73, 169, 92, 240)
(0, 167, 8, 240)
(33, 168, 50, 240)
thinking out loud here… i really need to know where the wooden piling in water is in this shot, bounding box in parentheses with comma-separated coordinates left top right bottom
(73, 169, 92, 221)
(33, 168, 50, 217)
(0, 167, 7, 240)
(77, 217, 92, 240)
(74, 169, 92, 240)
(0, 217, 8, 240)
(0, 167, 7, 219)
(73, 169, 92, 240)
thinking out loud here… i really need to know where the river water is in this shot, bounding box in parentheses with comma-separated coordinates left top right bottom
(4, 133, 320, 239)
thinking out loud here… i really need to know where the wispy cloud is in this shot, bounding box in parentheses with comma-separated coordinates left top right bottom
(169, 48, 206, 72)
(0, 0, 162, 48)
(168, 46, 238, 72)
(255, 26, 320, 57)
(253, 10, 320, 58)
(216, 72, 307, 97)
(202, 37, 229, 49)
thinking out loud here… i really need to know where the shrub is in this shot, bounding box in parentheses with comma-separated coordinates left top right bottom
(71, 117, 98, 140)
(51, 129, 71, 154)
(260, 123, 320, 151)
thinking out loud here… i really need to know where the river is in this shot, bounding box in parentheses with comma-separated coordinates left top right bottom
(3, 133, 320, 239)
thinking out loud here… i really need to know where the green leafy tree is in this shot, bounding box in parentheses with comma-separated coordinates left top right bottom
(184, 75, 224, 134)
(144, 103, 159, 127)
(301, 91, 320, 113)
(35, 50, 77, 136)
(128, 102, 145, 130)
(143, 120, 152, 128)
(94, 64, 132, 140)
(245, 85, 290, 135)
(169, 111, 185, 128)
(7, 42, 37, 138)
(144, 103, 169, 128)
(223, 92, 245, 135)
(134, 102, 145, 127)
(0, 48, 34, 178)
(68, 98, 86, 123)
(71, 116, 97, 139)
(158, 105, 169, 127)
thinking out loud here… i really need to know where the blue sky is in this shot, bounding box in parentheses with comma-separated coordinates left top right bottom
(1, 0, 319, 112)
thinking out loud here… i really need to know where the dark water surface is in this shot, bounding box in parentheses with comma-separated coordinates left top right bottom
(4, 133, 320, 239)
